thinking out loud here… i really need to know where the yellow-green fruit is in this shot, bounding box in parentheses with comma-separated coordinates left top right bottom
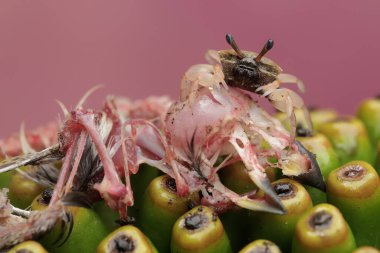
(248, 179, 312, 252)
(31, 189, 109, 253)
(96, 225, 158, 253)
(171, 206, 233, 253)
(138, 175, 200, 253)
(357, 97, 380, 146)
(0, 170, 12, 188)
(9, 167, 45, 209)
(292, 203, 356, 253)
(376, 141, 380, 170)
(239, 239, 282, 253)
(219, 161, 276, 194)
(326, 161, 380, 248)
(352, 246, 380, 253)
(7, 241, 48, 253)
(318, 116, 374, 166)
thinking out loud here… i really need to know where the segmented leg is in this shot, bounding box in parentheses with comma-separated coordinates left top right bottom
(267, 88, 311, 141)
(277, 73, 305, 93)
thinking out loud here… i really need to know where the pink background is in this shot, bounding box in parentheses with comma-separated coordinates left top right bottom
(0, 1, 379, 137)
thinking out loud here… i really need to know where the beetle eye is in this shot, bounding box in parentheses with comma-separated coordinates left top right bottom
(255, 39, 274, 62)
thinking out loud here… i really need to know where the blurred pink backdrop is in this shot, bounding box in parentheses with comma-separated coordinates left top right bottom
(0, 1, 379, 137)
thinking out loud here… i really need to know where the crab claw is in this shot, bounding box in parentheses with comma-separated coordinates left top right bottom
(232, 195, 286, 215)
(291, 140, 326, 191)
(229, 125, 285, 214)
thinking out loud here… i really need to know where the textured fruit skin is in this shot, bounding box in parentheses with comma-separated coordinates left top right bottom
(96, 225, 158, 253)
(292, 203, 356, 253)
(31, 194, 109, 253)
(171, 206, 232, 253)
(138, 175, 199, 253)
(239, 239, 282, 253)
(7, 240, 48, 253)
(357, 98, 380, 147)
(247, 179, 312, 252)
(327, 161, 380, 248)
(318, 117, 374, 166)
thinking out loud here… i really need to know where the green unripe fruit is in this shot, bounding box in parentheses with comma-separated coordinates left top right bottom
(96, 225, 158, 253)
(7, 240, 48, 253)
(31, 189, 109, 253)
(171, 206, 233, 253)
(357, 97, 380, 146)
(292, 203, 356, 253)
(9, 167, 45, 209)
(0, 171, 12, 188)
(327, 161, 380, 248)
(128, 163, 161, 218)
(138, 175, 199, 253)
(376, 141, 380, 170)
(239, 239, 282, 253)
(318, 116, 374, 166)
(248, 178, 312, 252)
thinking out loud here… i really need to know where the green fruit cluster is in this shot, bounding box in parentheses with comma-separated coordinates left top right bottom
(3, 96, 380, 253)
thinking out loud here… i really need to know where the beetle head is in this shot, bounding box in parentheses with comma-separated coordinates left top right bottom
(219, 34, 282, 92)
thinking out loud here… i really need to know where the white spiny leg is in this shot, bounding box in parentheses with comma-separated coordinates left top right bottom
(205, 50, 222, 65)
(277, 73, 305, 93)
(256, 80, 280, 97)
(267, 88, 306, 141)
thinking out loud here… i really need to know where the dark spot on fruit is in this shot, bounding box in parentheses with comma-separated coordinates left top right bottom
(274, 182, 296, 199)
(165, 177, 177, 193)
(296, 123, 312, 137)
(40, 188, 53, 205)
(115, 216, 136, 226)
(309, 210, 332, 230)
(339, 164, 366, 181)
(110, 234, 135, 252)
(185, 214, 203, 230)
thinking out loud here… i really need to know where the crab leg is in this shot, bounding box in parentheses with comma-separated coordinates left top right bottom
(228, 125, 284, 212)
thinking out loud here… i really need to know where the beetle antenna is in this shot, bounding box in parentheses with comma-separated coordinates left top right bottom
(226, 34, 244, 58)
(255, 39, 274, 62)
